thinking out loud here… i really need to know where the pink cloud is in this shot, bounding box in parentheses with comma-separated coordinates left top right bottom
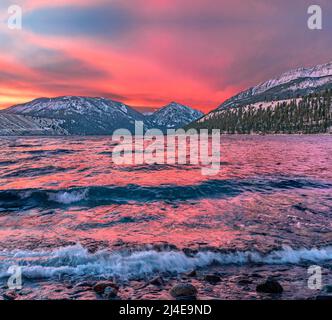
(1, 0, 332, 111)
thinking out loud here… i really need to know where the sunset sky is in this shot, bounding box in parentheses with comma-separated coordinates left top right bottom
(0, 0, 332, 112)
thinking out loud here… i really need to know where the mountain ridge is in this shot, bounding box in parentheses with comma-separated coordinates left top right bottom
(217, 61, 332, 111)
(0, 96, 203, 135)
(185, 61, 332, 134)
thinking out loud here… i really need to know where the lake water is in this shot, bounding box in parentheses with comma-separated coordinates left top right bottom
(0, 135, 331, 300)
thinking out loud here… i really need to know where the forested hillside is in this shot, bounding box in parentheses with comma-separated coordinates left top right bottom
(187, 90, 332, 134)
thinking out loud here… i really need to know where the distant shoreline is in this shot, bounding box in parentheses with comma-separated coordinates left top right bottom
(0, 133, 331, 138)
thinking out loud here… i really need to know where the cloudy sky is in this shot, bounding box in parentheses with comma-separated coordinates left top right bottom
(0, 0, 331, 112)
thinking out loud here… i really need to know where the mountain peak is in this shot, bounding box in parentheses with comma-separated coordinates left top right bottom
(252, 61, 332, 95)
(161, 101, 192, 111)
(218, 61, 332, 110)
(149, 102, 203, 129)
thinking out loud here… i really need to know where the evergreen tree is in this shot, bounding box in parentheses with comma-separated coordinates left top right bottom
(186, 90, 332, 134)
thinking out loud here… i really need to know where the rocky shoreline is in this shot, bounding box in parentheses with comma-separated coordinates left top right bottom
(1, 263, 332, 301)
(1, 239, 332, 300)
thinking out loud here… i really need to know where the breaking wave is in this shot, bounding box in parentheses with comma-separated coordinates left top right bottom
(0, 176, 331, 209)
(48, 190, 88, 204)
(0, 244, 331, 280)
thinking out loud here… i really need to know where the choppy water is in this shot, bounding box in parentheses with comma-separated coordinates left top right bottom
(0, 135, 331, 300)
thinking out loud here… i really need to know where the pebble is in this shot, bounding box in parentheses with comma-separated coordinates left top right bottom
(187, 270, 197, 277)
(93, 281, 119, 295)
(3, 291, 17, 300)
(256, 278, 283, 294)
(204, 274, 221, 284)
(170, 283, 198, 299)
(149, 276, 164, 286)
(103, 287, 118, 299)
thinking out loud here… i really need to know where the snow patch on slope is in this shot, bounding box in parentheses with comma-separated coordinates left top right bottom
(217, 61, 332, 110)
(149, 102, 203, 129)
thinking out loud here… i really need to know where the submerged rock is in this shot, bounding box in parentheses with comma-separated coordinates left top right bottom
(103, 287, 118, 299)
(187, 270, 197, 277)
(19, 289, 33, 296)
(237, 278, 253, 286)
(182, 248, 198, 257)
(204, 274, 221, 284)
(315, 295, 332, 300)
(113, 239, 125, 247)
(75, 281, 95, 288)
(170, 283, 197, 299)
(323, 285, 332, 293)
(93, 281, 119, 295)
(3, 290, 17, 300)
(149, 276, 164, 286)
(256, 278, 283, 294)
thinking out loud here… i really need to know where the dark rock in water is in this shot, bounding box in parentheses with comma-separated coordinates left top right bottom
(149, 276, 164, 286)
(19, 289, 33, 296)
(182, 248, 198, 257)
(323, 285, 332, 293)
(187, 270, 197, 277)
(237, 278, 253, 286)
(73, 287, 93, 295)
(315, 295, 332, 300)
(151, 243, 178, 252)
(3, 290, 17, 300)
(113, 239, 125, 247)
(103, 287, 118, 299)
(251, 273, 264, 279)
(75, 281, 95, 288)
(256, 278, 283, 294)
(204, 274, 221, 284)
(170, 284, 197, 298)
(293, 204, 307, 212)
(93, 281, 119, 295)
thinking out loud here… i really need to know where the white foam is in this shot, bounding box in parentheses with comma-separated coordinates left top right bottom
(0, 244, 331, 280)
(48, 190, 87, 204)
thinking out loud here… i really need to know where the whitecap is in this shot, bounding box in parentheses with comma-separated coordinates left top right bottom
(0, 244, 331, 280)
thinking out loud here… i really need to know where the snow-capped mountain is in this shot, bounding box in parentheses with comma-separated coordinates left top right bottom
(218, 61, 332, 110)
(2, 97, 203, 135)
(0, 113, 68, 136)
(6, 96, 151, 135)
(148, 102, 204, 130)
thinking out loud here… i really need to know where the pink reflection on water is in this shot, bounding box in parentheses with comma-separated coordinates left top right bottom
(0, 135, 331, 252)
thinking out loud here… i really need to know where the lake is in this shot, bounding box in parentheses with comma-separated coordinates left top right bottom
(0, 135, 331, 300)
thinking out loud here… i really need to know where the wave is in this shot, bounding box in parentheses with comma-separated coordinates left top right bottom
(0, 160, 17, 167)
(8, 143, 36, 148)
(2, 166, 70, 179)
(48, 189, 88, 204)
(22, 149, 76, 156)
(0, 176, 331, 209)
(117, 163, 201, 172)
(0, 244, 331, 280)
